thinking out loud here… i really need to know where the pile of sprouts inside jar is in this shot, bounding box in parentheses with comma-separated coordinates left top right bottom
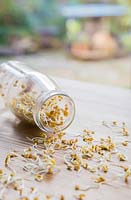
(39, 95, 69, 132)
(10, 92, 70, 132)
(10, 92, 35, 124)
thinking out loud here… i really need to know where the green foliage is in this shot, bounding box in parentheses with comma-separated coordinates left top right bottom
(121, 33, 131, 51)
(0, 0, 32, 44)
(0, 0, 65, 44)
(113, 0, 131, 31)
(66, 19, 81, 42)
(25, 0, 65, 36)
(0, 1, 30, 28)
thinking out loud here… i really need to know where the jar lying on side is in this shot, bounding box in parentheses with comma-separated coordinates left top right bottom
(0, 61, 75, 133)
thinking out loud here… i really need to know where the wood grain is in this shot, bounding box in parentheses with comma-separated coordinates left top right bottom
(0, 78, 131, 200)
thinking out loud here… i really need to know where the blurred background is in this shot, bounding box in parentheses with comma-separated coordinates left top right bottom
(0, 0, 131, 88)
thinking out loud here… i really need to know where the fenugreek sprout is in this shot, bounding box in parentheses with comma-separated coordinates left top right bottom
(0, 121, 130, 199)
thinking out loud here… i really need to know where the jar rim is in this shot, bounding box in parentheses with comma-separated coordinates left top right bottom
(33, 90, 75, 133)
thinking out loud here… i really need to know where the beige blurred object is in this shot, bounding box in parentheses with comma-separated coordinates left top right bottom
(92, 31, 118, 56)
(11, 37, 39, 53)
(70, 48, 111, 60)
(71, 43, 90, 52)
(69, 30, 123, 60)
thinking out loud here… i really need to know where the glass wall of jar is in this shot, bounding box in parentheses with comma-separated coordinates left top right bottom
(0, 61, 75, 133)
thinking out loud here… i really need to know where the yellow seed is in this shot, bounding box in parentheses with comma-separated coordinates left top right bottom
(95, 176, 105, 183)
(112, 121, 117, 125)
(60, 195, 65, 200)
(89, 167, 96, 173)
(91, 131, 95, 134)
(46, 195, 51, 200)
(67, 165, 72, 170)
(33, 198, 39, 200)
(125, 168, 131, 183)
(122, 128, 129, 136)
(102, 165, 108, 173)
(47, 166, 53, 174)
(75, 185, 80, 190)
(5, 153, 17, 167)
(34, 174, 44, 182)
(0, 169, 3, 175)
(122, 141, 128, 146)
(30, 187, 35, 192)
(13, 80, 18, 87)
(21, 84, 26, 89)
(118, 153, 127, 161)
(77, 194, 86, 200)
(82, 162, 88, 169)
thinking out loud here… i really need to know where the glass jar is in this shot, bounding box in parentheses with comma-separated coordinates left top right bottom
(0, 61, 75, 133)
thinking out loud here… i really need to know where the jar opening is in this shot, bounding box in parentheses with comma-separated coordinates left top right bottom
(34, 91, 75, 133)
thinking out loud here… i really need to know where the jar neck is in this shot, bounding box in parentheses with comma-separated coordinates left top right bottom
(33, 90, 75, 133)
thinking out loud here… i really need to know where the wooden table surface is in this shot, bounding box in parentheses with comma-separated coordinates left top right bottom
(0, 78, 131, 200)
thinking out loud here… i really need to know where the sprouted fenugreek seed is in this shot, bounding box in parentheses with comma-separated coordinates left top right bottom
(0, 121, 131, 199)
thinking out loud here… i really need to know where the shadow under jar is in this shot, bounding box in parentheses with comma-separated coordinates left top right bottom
(0, 61, 75, 133)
